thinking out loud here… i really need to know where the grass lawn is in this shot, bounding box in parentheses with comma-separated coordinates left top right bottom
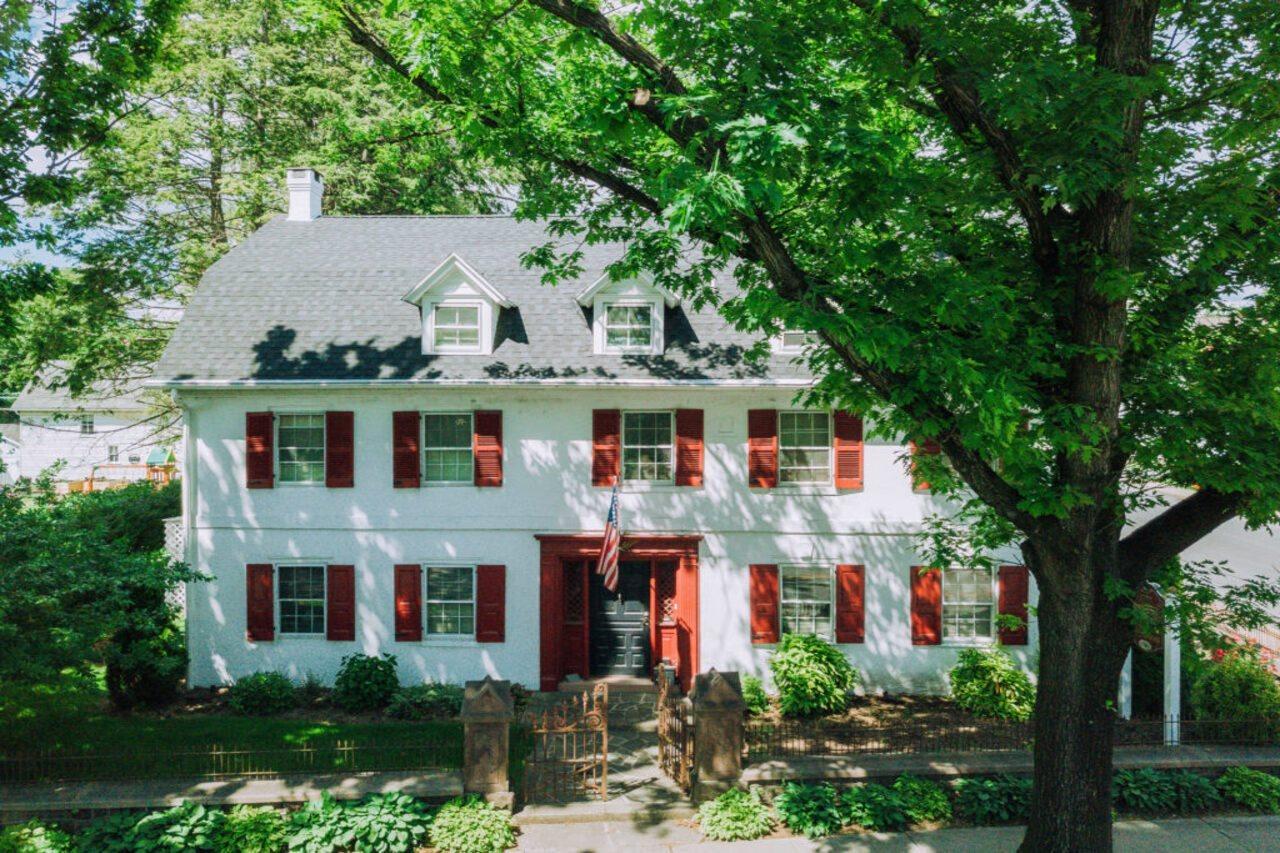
(0, 673, 464, 783)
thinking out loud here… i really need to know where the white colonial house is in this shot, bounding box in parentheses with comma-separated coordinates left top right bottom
(155, 169, 1038, 694)
(10, 374, 179, 489)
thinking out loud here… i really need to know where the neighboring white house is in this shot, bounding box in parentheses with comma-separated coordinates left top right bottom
(154, 169, 1038, 694)
(10, 375, 179, 489)
(0, 430, 18, 485)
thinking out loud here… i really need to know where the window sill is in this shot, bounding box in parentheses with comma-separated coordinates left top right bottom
(941, 638, 997, 648)
(765, 484, 840, 496)
(617, 481, 694, 493)
(277, 481, 327, 487)
(422, 636, 479, 647)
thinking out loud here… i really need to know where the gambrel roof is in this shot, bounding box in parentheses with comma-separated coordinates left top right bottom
(153, 215, 811, 387)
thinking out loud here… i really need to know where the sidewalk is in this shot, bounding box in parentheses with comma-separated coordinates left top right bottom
(516, 815, 1280, 851)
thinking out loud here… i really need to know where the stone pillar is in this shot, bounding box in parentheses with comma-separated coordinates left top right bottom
(690, 669, 747, 803)
(461, 677, 515, 806)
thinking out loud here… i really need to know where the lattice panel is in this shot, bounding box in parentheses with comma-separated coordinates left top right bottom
(563, 561, 585, 624)
(657, 569, 677, 626)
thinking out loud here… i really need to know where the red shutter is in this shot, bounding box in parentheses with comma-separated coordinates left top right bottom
(394, 564, 422, 641)
(473, 410, 503, 487)
(592, 410, 621, 486)
(747, 409, 778, 488)
(910, 566, 942, 645)
(246, 564, 274, 641)
(833, 412, 864, 490)
(392, 412, 420, 489)
(675, 409, 704, 487)
(749, 564, 780, 644)
(327, 565, 356, 641)
(325, 412, 355, 488)
(245, 413, 274, 489)
(911, 438, 942, 491)
(998, 565, 1030, 645)
(835, 564, 866, 643)
(475, 564, 506, 643)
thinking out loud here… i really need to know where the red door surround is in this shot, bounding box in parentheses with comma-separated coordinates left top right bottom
(538, 534, 700, 691)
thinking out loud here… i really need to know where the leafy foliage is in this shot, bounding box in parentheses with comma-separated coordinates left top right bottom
(215, 806, 287, 853)
(772, 782, 846, 839)
(125, 802, 225, 852)
(286, 792, 434, 852)
(332, 653, 399, 713)
(428, 795, 516, 853)
(769, 634, 859, 717)
(954, 775, 1033, 825)
(1191, 648, 1280, 738)
(1113, 768, 1178, 814)
(0, 820, 73, 853)
(228, 672, 298, 716)
(948, 648, 1035, 722)
(892, 774, 953, 824)
(1166, 770, 1224, 814)
(1217, 767, 1280, 814)
(696, 787, 774, 842)
(841, 783, 909, 832)
(741, 675, 770, 716)
(75, 812, 143, 853)
(386, 683, 464, 720)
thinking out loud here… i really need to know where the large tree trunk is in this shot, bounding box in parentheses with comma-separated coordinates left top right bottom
(1019, 537, 1133, 852)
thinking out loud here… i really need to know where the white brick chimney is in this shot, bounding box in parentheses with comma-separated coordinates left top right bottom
(286, 168, 324, 221)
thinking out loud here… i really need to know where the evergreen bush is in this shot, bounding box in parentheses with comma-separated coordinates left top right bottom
(947, 648, 1035, 722)
(228, 672, 297, 715)
(332, 653, 399, 713)
(769, 634, 859, 717)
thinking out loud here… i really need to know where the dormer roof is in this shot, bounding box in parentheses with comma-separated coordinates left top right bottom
(575, 270, 679, 308)
(401, 253, 513, 308)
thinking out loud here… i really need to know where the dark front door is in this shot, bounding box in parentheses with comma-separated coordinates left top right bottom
(589, 560, 651, 676)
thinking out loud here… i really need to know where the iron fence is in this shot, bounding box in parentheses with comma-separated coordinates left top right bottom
(0, 738, 462, 785)
(745, 716, 1280, 762)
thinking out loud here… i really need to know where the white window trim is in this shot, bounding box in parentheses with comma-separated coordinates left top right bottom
(777, 410, 833, 487)
(940, 566, 998, 647)
(421, 411, 474, 486)
(274, 411, 326, 487)
(594, 297, 664, 355)
(621, 409, 676, 486)
(778, 563, 835, 641)
(775, 329, 814, 354)
(422, 562, 478, 643)
(427, 300, 487, 355)
(274, 562, 327, 639)
(79, 415, 95, 435)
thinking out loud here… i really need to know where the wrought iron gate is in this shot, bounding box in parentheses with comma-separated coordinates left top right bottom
(655, 665, 693, 793)
(520, 683, 609, 803)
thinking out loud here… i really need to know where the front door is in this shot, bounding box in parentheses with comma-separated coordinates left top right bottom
(589, 560, 651, 676)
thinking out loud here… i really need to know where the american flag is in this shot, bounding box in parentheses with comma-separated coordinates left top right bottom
(596, 484, 621, 593)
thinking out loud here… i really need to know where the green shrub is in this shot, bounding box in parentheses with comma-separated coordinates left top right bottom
(285, 794, 347, 851)
(0, 820, 74, 853)
(1167, 770, 1223, 813)
(954, 774, 1032, 824)
(892, 774, 952, 824)
(769, 634, 859, 717)
(428, 795, 516, 853)
(773, 782, 846, 839)
(296, 672, 327, 707)
(228, 672, 297, 715)
(386, 682, 465, 720)
(127, 802, 226, 851)
(1217, 766, 1280, 813)
(842, 784, 909, 832)
(332, 653, 399, 713)
(742, 675, 770, 716)
(696, 788, 774, 841)
(216, 806, 287, 853)
(287, 793, 434, 852)
(76, 812, 143, 853)
(948, 648, 1035, 722)
(103, 615, 187, 710)
(510, 683, 531, 715)
(1113, 768, 1177, 813)
(1191, 649, 1280, 740)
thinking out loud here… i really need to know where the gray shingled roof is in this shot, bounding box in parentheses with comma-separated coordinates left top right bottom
(13, 368, 149, 413)
(154, 215, 810, 386)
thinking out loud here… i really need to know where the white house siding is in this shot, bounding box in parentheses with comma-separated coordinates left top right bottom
(180, 385, 1038, 692)
(15, 411, 162, 481)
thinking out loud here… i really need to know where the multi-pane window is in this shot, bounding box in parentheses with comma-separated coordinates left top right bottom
(79, 415, 95, 434)
(433, 304, 481, 350)
(426, 566, 475, 635)
(779, 329, 813, 351)
(780, 565, 833, 638)
(779, 411, 831, 484)
(942, 567, 995, 642)
(622, 411, 674, 482)
(604, 304, 653, 349)
(108, 446, 119, 463)
(423, 413, 473, 483)
(277, 413, 325, 483)
(278, 565, 325, 635)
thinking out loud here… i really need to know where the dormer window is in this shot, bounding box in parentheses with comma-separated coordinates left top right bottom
(403, 254, 512, 356)
(778, 329, 814, 352)
(604, 304, 654, 351)
(432, 303, 482, 352)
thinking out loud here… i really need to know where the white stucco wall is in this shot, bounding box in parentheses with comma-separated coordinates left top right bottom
(14, 410, 169, 481)
(179, 386, 1038, 692)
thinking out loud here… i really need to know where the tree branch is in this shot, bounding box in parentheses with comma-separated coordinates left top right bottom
(1118, 488, 1248, 582)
